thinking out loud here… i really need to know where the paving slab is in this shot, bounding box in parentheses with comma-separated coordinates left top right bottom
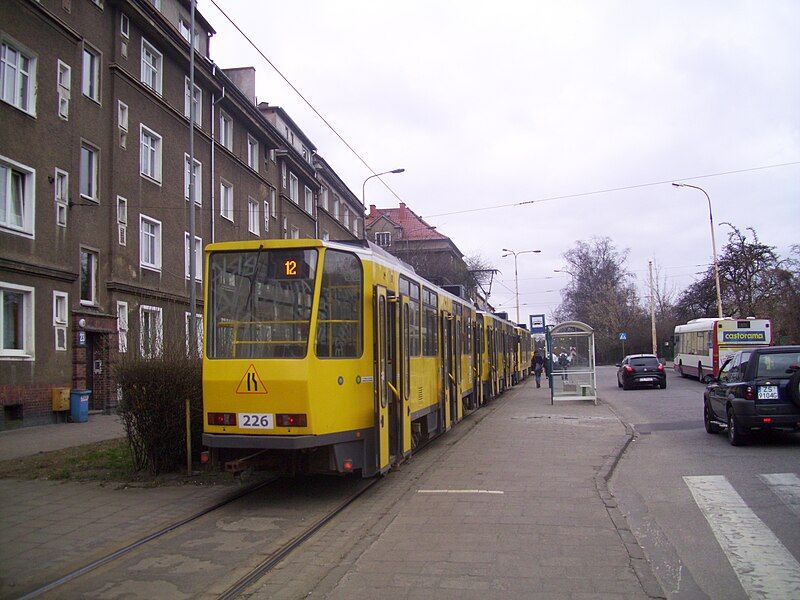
(242, 377, 655, 599)
(0, 413, 125, 460)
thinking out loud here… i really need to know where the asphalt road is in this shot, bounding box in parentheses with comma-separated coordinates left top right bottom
(600, 365, 800, 599)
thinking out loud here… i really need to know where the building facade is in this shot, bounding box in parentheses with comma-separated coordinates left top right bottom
(0, 0, 364, 428)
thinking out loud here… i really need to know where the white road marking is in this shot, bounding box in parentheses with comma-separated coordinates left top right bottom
(684, 475, 800, 599)
(759, 473, 800, 518)
(417, 489, 504, 494)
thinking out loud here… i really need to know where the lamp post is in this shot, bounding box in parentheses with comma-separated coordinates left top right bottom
(502, 248, 542, 324)
(672, 182, 723, 318)
(361, 168, 405, 206)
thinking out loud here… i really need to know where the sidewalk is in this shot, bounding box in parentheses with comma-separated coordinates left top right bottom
(0, 413, 125, 460)
(251, 377, 661, 599)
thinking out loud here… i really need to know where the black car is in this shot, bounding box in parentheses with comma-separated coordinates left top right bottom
(704, 345, 800, 445)
(616, 354, 667, 390)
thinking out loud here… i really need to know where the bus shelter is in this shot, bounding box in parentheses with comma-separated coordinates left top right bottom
(547, 321, 597, 404)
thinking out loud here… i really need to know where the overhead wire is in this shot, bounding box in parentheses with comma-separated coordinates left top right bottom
(422, 161, 800, 219)
(206, 0, 405, 205)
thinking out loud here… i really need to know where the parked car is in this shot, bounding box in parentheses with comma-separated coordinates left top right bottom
(704, 346, 800, 446)
(616, 354, 667, 390)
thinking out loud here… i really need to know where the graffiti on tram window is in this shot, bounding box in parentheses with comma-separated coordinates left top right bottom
(207, 249, 318, 359)
(316, 250, 363, 358)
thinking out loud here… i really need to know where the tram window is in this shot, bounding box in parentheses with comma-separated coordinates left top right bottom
(422, 288, 438, 356)
(315, 250, 363, 358)
(208, 249, 317, 359)
(409, 288, 421, 356)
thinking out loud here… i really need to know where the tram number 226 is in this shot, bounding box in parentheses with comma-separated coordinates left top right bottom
(239, 413, 274, 429)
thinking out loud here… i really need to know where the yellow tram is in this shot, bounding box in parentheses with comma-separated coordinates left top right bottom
(202, 239, 531, 477)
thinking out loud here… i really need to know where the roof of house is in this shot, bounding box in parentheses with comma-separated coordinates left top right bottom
(366, 203, 446, 240)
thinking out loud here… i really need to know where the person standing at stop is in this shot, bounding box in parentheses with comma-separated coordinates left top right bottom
(533, 352, 545, 388)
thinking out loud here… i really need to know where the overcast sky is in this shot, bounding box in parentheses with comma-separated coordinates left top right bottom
(203, 0, 800, 322)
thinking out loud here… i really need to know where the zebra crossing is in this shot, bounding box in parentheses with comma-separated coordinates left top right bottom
(683, 473, 800, 599)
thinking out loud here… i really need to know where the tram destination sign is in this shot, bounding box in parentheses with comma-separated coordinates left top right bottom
(721, 330, 767, 343)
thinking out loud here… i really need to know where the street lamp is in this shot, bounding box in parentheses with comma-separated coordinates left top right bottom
(501, 248, 542, 324)
(672, 182, 723, 318)
(362, 168, 405, 205)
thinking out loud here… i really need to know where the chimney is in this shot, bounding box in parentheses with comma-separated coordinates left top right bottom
(222, 67, 256, 105)
(369, 204, 376, 217)
(399, 202, 407, 217)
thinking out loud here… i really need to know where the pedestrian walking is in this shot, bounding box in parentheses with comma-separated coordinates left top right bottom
(558, 350, 570, 381)
(533, 352, 544, 388)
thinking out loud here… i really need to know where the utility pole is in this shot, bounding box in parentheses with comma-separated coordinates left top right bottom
(649, 260, 657, 355)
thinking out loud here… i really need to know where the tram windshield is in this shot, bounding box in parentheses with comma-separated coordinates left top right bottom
(207, 249, 317, 359)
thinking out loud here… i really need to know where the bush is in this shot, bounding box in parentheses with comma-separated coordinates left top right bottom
(116, 344, 203, 475)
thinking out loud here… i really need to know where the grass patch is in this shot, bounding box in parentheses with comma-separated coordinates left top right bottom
(0, 438, 237, 487)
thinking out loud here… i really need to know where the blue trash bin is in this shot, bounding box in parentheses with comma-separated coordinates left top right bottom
(69, 389, 91, 423)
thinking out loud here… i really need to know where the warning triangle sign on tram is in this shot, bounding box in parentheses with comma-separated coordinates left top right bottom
(236, 364, 268, 395)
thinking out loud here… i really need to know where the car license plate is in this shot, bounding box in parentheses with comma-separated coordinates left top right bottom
(639, 377, 654, 382)
(757, 386, 779, 401)
(238, 413, 274, 429)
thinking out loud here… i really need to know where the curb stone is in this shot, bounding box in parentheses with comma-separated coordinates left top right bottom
(595, 404, 667, 599)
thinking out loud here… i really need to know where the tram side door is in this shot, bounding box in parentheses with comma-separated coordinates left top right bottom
(440, 311, 452, 432)
(397, 295, 412, 459)
(449, 315, 460, 425)
(373, 286, 391, 474)
(474, 317, 483, 407)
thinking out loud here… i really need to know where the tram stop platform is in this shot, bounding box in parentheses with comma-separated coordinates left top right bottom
(251, 377, 663, 599)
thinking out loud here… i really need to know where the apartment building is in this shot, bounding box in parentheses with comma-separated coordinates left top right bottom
(314, 154, 363, 241)
(0, 0, 364, 428)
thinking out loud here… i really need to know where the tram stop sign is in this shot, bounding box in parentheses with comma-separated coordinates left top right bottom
(619, 332, 627, 341)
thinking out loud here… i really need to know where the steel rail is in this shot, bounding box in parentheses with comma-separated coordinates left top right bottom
(217, 478, 379, 599)
(18, 475, 280, 600)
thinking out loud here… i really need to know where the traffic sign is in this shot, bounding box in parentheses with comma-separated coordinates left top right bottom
(529, 314, 546, 334)
(619, 332, 627, 341)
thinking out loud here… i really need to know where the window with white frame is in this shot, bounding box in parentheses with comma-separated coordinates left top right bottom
(0, 282, 34, 359)
(343, 207, 350, 230)
(281, 162, 286, 188)
(304, 186, 313, 214)
(302, 146, 309, 162)
(80, 249, 97, 305)
(183, 154, 201, 204)
(120, 13, 129, 38)
(116, 300, 128, 353)
(219, 111, 232, 150)
(263, 200, 269, 233)
(270, 188, 276, 218)
(352, 216, 359, 236)
(282, 216, 287, 238)
(0, 156, 35, 237)
(79, 142, 98, 201)
(375, 232, 391, 247)
(320, 187, 328, 211)
(1, 39, 37, 115)
(290, 225, 300, 239)
(117, 100, 128, 148)
(139, 214, 161, 271)
(140, 39, 162, 94)
(183, 77, 201, 121)
(247, 198, 259, 235)
(54, 168, 68, 227)
(289, 172, 298, 204)
(333, 195, 340, 219)
(53, 291, 68, 351)
(139, 304, 162, 358)
(81, 44, 100, 102)
(184, 312, 203, 356)
(139, 125, 162, 183)
(57, 60, 71, 120)
(269, 148, 276, 162)
(116, 195, 127, 245)
(184, 232, 202, 281)
(247, 135, 258, 171)
(220, 180, 233, 221)
(178, 20, 201, 50)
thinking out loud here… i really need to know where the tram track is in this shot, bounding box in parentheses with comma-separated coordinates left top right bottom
(18, 475, 279, 600)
